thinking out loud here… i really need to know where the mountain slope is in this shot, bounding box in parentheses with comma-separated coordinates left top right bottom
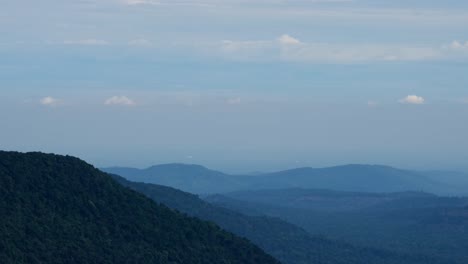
(0, 151, 279, 264)
(112, 175, 450, 264)
(220, 188, 468, 212)
(206, 188, 468, 264)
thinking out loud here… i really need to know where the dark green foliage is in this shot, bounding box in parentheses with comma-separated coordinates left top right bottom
(0, 151, 279, 264)
(113, 175, 449, 264)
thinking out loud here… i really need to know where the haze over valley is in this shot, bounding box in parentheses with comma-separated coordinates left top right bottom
(1, 0, 468, 263)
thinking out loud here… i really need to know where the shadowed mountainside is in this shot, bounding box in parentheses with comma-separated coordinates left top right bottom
(112, 174, 451, 264)
(206, 188, 468, 264)
(0, 151, 279, 264)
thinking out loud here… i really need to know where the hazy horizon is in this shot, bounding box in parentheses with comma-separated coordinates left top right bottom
(100, 161, 468, 176)
(2, 0, 468, 173)
(4, 149, 466, 175)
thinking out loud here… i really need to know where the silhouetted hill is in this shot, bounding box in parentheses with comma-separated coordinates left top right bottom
(103, 164, 468, 195)
(111, 175, 449, 264)
(0, 151, 279, 264)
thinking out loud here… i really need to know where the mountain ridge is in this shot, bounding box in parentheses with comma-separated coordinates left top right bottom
(102, 163, 468, 195)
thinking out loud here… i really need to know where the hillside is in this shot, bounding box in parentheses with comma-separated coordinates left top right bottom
(220, 188, 468, 212)
(0, 151, 279, 264)
(112, 175, 450, 264)
(104, 164, 468, 195)
(206, 188, 468, 264)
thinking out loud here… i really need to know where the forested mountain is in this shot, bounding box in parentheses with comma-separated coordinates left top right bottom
(206, 188, 468, 264)
(112, 175, 450, 264)
(103, 164, 468, 195)
(0, 151, 279, 264)
(104, 164, 251, 194)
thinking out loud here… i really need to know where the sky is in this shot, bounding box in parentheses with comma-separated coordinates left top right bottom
(1, 0, 468, 173)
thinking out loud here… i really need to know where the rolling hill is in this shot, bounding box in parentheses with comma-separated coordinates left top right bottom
(218, 188, 468, 212)
(112, 174, 450, 264)
(206, 188, 468, 264)
(103, 164, 468, 195)
(0, 151, 279, 264)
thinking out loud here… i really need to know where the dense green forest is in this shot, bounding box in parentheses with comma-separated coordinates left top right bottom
(0, 151, 279, 264)
(113, 175, 451, 264)
(207, 189, 468, 264)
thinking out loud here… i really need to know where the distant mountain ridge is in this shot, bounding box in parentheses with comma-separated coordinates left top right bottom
(103, 163, 468, 195)
(104, 163, 250, 194)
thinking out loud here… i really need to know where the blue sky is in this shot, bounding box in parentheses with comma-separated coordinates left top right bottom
(1, 0, 468, 172)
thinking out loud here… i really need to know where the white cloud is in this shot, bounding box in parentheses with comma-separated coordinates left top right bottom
(120, 0, 352, 8)
(40, 97, 61, 106)
(367, 101, 379, 107)
(446, 40, 468, 56)
(399, 95, 425, 105)
(123, 0, 160, 5)
(122, 0, 218, 7)
(450, 40, 468, 50)
(128, 38, 152, 47)
(104, 96, 136, 106)
(226, 97, 242, 105)
(63, 39, 109, 46)
(278, 34, 302, 45)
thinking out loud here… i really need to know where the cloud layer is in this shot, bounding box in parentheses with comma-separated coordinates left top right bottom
(63, 39, 109, 46)
(104, 96, 136, 106)
(278, 35, 302, 46)
(215, 35, 468, 63)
